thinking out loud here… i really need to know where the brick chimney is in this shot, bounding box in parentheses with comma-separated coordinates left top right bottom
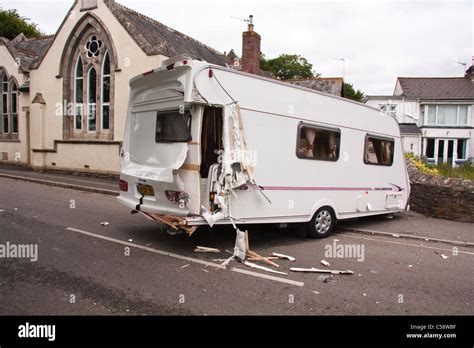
(241, 15, 261, 75)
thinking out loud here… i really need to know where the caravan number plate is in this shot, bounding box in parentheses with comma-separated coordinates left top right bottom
(137, 184, 155, 196)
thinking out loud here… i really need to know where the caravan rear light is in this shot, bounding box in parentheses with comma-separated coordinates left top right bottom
(208, 69, 213, 78)
(143, 69, 154, 76)
(165, 190, 190, 205)
(182, 60, 188, 65)
(165, 190, 182, 203)
(119, 179, 128, 192)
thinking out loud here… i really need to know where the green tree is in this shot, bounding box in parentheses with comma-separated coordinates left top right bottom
(260, 53, 316, 80)
(0, 8, 43, 40)
(342, 82, 365, 102)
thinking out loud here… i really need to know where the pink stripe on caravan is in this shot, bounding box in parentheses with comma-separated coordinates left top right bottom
(261, 186, 394, 191)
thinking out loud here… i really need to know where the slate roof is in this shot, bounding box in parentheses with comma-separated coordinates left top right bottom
(399, 123, 421, 135)
(0, 35, 53, 71)
(103, 0, 227, 66)
(397, 77, 474, 100)
(286, 77, 344, 96)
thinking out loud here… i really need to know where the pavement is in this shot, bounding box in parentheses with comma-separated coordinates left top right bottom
(0, 174, 473, 315)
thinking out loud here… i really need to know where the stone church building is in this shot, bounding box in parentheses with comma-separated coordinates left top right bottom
(0, 0, 226, 174)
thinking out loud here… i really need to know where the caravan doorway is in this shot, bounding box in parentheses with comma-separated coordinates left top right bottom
(200, 106, 223, 178)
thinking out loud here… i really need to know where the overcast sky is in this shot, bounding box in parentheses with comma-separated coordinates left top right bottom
(2, 0, 473, 94)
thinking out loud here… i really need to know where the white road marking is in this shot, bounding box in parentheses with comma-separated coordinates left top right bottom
(66, 227, 304, 287)
(344, 233, 474, 256)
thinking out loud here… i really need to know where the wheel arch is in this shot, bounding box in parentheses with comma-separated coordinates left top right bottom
(310, 199, 339, 221)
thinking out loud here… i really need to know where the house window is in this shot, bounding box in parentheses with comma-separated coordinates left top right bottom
(296, 123, 340, 161)
(1, 74, 8, 133)
(11, 82, 18, 134)
(364, 135, 394, 166)
(87, 67, 97, 132)
(457, 139, 467, 159)
(426, 105, 468, 126)
(426, 138, 435, 158)
(101, 51, 110, 131)
(74, 55, 84, 131)
(379, 104, 397, 117)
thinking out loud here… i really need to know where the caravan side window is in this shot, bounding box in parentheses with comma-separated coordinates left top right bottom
(296, 123, 340, 161)
(364, 135, 394, 166)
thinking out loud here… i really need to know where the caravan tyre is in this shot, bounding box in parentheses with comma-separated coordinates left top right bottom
(307, 207, 335, 239)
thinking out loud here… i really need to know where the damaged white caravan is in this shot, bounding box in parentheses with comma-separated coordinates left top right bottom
(117, 55, 410, 238)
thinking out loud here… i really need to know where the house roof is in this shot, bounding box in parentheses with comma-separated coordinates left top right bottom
(285, 77, 344, 96)
(103, 0, 227, 66)
(397, 77, 474, 100)
(0, 35, 54, 71)
(399, 123, 421, 135)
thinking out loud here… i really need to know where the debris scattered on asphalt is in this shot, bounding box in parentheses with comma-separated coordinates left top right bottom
(194, 246, 220, 253)
(100, 222, 109, 226)
(212, 258, 228, 262)
(0, 209, 5, 212)
(146, 243, 152, 246)
(320, 260, 331, 267)
(233, 229, 248, 260)
(392, 234, 400, 238)
(358, 273, 362, 277)
(369, 270, 378, 274)
(441, 254, 449, 259)
(243, 261, 288, 276)
(127, 239, 133, 242)
(180, 264, 189, 269)
(290, 267, 354, 275)
(317, 275, 332, 283)
(14, 208, 18, 211)
(272, 252, 296, 262)
(201, 269, 209, 273)
(363, 293, 367, 297)
(221, 255, 235, 267)
(407, 265, 413, 268)
(247, 250, 280, 268)
(312, 291, 320, 295)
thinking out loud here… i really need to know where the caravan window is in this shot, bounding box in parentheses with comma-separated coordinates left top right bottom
(364, 135, 394, 166)
(155, 110, 192, 143)
(296, 123, 340, 161)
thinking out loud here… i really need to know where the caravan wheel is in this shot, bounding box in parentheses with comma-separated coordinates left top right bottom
(307, 207, 335, 239)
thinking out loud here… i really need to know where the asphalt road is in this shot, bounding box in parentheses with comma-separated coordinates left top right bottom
(0, 177, 472, 315)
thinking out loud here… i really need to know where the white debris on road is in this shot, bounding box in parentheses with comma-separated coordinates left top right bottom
(194, 246, 221, 253)
(272, 252, 296, 262)
(243, 261, 288, 276)
(100, 222, 109, 226)
(290, 267, 354, 275)
(320, 260, 331, 267)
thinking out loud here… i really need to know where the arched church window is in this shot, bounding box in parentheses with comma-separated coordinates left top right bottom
(87, 67, 97, 132)
(11, 82, 18, 134)
(1, 74, 8, 133)
(74, 55, 84, 131)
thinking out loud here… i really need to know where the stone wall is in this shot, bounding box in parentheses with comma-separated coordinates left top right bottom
(406, 159, 474, 223)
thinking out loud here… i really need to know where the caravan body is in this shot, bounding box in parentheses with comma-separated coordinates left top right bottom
(117, 57, 410, 237)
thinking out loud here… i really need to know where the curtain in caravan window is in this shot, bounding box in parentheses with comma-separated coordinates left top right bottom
(365, 136, 394, 166)
(328, 132, 338, 159)
(304, 127, 316, 157)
